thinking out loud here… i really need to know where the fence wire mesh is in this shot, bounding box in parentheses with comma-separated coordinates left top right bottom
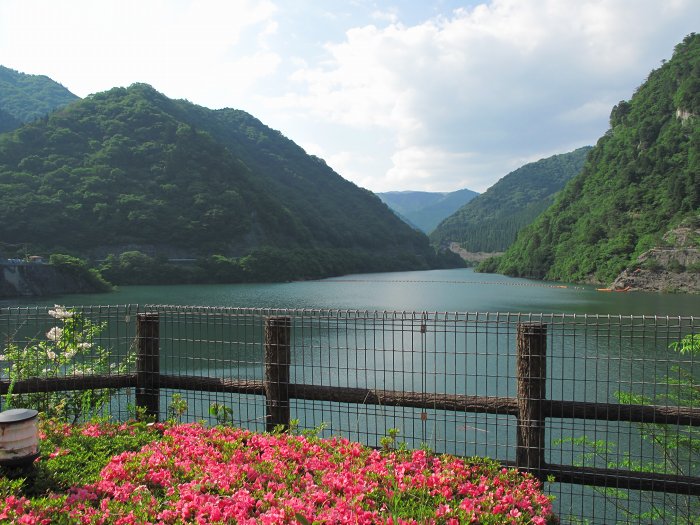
(0, 305, 698, 524)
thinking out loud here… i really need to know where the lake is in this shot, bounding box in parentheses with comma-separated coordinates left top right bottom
(2, 268, 699, 315)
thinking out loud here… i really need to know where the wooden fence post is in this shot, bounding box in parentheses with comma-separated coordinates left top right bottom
(264, 316, 291, 432)
(516, 322, 547, 477)
(136, 313, 160, 421)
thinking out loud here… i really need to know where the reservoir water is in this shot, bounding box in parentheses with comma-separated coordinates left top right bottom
(2, 268, 699, 315)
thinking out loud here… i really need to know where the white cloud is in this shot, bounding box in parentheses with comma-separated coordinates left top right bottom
(371, 8, 399, 24)
(386, 146, 475, 191)
(325, 150, 372, 187)
(0, 0, 279, 107)
(265, 0, 700, 191)
(557, 100, 615, 125)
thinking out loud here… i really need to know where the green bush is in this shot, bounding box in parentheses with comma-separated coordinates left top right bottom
(49, 253, 112, 291)
(2, 306, 131, 422)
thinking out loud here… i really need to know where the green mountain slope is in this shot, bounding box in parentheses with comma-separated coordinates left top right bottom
(495, 33, 700, 284)
(0, 66, 79, 123)
(0, 83, 458, 283)
(0, 107, 22, 133)
(377, 189, 479, 233)
(430, 147, 591, 252)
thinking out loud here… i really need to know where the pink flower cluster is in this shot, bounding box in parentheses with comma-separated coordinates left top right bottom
(2, 423, 555, 524)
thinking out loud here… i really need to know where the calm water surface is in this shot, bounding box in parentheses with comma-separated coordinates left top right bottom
(3, 268, 699, 314)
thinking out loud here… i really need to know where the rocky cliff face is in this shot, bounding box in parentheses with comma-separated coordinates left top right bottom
(448, 242, 504, 265)
(611, 224, 700, 294)
(0, 264, 107, 298)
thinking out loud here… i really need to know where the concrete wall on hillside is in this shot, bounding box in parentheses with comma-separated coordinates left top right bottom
(0, 263, 105, 298)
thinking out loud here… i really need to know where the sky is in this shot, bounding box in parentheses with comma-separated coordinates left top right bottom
(0, 1, 698, 193)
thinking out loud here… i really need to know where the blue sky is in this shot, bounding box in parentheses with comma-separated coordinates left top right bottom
(0, 0, 697, 192)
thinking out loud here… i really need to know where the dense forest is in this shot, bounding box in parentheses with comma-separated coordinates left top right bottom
(0, 66, 78, 125)
(377, 189, 479, 233)
(0, 83, 460, 284)
(0, 107, 22, 133)
(491, 33, 699, 284)
(430, 147, 591, 252)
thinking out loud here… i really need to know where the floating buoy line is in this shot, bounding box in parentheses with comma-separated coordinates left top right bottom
(321, 278, 588, 290)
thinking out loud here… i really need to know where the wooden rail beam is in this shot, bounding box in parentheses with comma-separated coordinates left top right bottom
(544, 400, 700, 426)
(157, 375, 264, 395)
(287, 384, 518, 414)
(543, 463, 700, 496)
(0, 374, 135, 395)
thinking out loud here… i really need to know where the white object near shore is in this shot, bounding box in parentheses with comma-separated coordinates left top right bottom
(0, 408, 40, 467)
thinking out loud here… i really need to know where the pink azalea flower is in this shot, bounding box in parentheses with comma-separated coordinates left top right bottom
(12, 421, 555, 524)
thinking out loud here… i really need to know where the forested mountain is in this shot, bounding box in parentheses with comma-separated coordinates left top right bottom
(0, 66, 78, 125)
(377, 189, 479, 233)
(430, 147, 591, 253)
(493, 33, 699, 285)
(0, 108, 21, 133)
(0, 83, 459, 284)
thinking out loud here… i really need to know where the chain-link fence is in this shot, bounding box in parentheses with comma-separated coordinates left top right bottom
(1, 305, 698, 524)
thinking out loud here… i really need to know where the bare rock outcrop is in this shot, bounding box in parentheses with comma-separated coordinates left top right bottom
(612, 248, 700, 293)
(449, 242, 504, 264)
(610, 222, 700, 293)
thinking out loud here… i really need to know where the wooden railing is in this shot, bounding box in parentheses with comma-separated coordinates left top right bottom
(2, 312, 699, 496)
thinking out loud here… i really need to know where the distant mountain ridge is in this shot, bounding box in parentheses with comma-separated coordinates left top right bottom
(0, 82, 459, 284)
(0, 65, 79, 125)
(377, 188, 479, 233)
(430, 147, 591, 253)
(493, 33, 699, 286)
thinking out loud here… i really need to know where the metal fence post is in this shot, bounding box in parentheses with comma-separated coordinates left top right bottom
(136, 313, 160, 421)
(516, 322, 547, 477)
(264, 316, 291, 432)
